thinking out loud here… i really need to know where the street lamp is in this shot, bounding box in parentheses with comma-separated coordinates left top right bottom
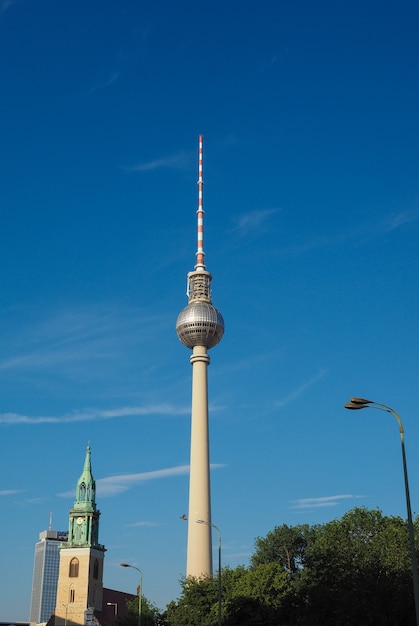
(62, 604, 68, 626)
(120, 563, 142, 626)
(197, 520, 222, 626)
(107, 602, 118, 616)
(344, 397, 419, 625)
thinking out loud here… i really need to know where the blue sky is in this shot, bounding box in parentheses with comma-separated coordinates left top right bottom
(1, 0, 419, 620)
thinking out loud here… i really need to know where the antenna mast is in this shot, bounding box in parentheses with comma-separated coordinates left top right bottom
(196, 134, 205, 271)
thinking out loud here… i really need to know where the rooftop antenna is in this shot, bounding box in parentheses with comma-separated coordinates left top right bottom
(49, 511, 53, 531)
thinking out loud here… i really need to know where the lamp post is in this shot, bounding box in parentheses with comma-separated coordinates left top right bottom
(344, 397, 419, 625)
(107, 602, 118, 616)
(197, 520, 222, 626)
(120, 563, 142, 626)
(62, 604, 68, 626)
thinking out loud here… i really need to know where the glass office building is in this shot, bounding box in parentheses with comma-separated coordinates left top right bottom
(30, 529, 68, 625)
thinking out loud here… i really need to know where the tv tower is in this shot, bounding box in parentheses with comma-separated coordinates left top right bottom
(176, 135, 224, 578)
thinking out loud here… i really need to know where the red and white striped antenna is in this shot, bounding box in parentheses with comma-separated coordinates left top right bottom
(195, 134, 205, 271)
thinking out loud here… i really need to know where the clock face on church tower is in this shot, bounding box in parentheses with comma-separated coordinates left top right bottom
(76, 517, 83, 525)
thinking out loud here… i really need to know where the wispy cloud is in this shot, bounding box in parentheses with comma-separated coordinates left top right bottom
(282, 209, 419, 257)
(227, 551, 252, 559)
(125, 521, 164, 527)
(380, 210, 419, 234)
(281, 233, 349, 257)
(0, 403, 189, 425)
(25, 497, 45, 504)
(0, 0, 15, 14)
(0, 489, 21, 496)
(275, 369, 327, 408)
(258, 53, 279, 73)
(90, 71, 119, 94)
(0, 305, 169, 377)
(290, 494, 364, 509)
(127, 150, 192, 172)
(257, 49, 289, 73)
(58, 463, 224, 497)
(231, 209, 278, 237)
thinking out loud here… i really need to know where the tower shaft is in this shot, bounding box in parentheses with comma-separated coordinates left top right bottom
(186, 346, 212, 577)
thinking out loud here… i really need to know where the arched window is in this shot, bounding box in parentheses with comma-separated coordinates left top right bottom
(79, 482, 86, 500)
(70, 589, 75, 603)
(69, 557, 79, 577)
(93, 559, 99, 580)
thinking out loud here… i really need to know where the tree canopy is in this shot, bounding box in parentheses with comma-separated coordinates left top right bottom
(116, 595, 163, 626)
(163, 507, 418, 626)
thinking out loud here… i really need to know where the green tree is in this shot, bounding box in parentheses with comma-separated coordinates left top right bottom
(163, 567, 248, 626)
(224, 562, 293, 626)
(298, 507, 416, 625)
(164, 508, 418, 625)
(163, 574, 220, 626)
(117, 595, 163, 626)
(251, 523, 314, 577)
(164, 564, 293, 626)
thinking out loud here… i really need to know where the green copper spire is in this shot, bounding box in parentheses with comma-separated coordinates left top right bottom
(75, 443, 96, 509)
(67, 444, 103, 549)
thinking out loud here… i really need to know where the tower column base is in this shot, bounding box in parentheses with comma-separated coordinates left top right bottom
(186, 345, 213, 578)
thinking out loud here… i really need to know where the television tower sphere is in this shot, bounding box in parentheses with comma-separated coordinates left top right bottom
(176, 299, 224, 349)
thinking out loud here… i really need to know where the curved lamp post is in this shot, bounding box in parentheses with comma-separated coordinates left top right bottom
(197, 520, 222, 626)
(120, 563, 142, 626)
(344, 397, 419, 625)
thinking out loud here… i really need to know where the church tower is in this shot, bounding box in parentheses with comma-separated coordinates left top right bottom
(54, 445, 105, 626)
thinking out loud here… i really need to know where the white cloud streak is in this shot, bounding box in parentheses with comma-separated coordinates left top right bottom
(380, 210, 419, 234)
(227, 551, 252, 559)
(275, 369, 327, 408)
(58, 463, 225, 497)
(125, 521, 164, 527)
(0, 490, 21, 496)
(0, 0, 14, 14)
(282, 209, 419, 257)
(290, 494, 364, 509)
(231, 209, 278, 237)
(97, 466, 190, 496)
(90, 72, 119, 94)
(0, 404, 189, 425)
(127, 150, 192, 172)
(0, 306, 167, 373)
